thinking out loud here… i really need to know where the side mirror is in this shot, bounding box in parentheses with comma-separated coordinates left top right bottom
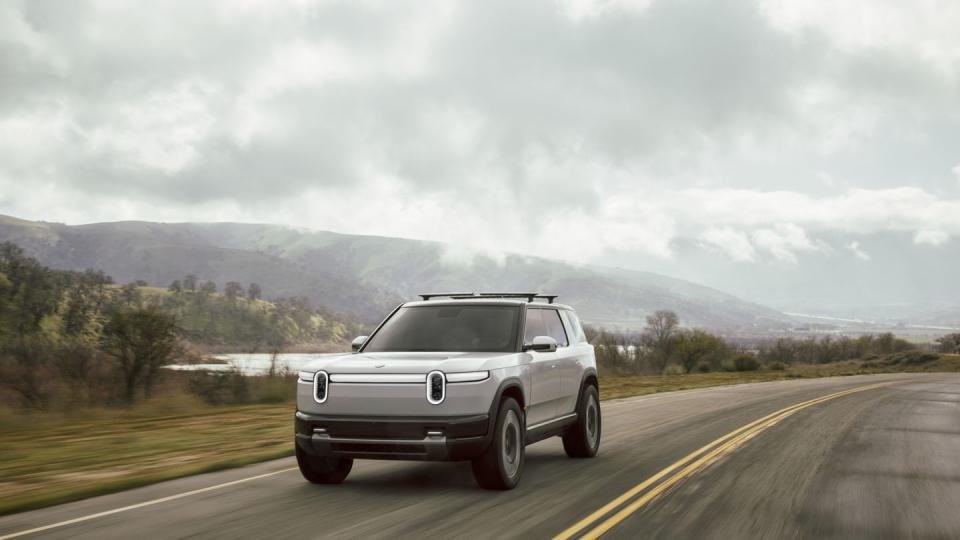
(351, 335, 368, 352)
(523, 335, 558, 353)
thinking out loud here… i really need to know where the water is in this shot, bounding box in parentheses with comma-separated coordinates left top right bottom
(166, 353, 344, 376)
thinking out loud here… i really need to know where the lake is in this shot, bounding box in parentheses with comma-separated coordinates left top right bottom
(166, 353, 344, 376)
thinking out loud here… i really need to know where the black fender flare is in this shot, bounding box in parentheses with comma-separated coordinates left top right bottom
(482, 378, 526, 446)
(573, 369, 600, 415)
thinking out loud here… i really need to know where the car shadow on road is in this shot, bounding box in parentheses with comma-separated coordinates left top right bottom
(298, 451, 573, 493)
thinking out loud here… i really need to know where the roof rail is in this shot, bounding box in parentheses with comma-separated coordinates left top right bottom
(418, 292, 558, 304)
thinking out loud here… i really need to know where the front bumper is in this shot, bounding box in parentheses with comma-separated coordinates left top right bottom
(294, 411, 492, 461)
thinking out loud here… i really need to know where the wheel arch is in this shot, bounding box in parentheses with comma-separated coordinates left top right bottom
(575, 369, 600, 412)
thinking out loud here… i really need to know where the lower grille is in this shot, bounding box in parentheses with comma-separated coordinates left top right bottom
(331, 442, 427, 454)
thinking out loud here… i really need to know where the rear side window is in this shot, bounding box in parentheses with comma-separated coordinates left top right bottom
(561, 310, 588, 344)
(525, 308, 568, 347)
(543, 309, 569, 347)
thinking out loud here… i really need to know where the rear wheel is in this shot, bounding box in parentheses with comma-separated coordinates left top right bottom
(296, 444, 353, 484)
(563, 385, 601, 458)
(472, 397, 525, 490)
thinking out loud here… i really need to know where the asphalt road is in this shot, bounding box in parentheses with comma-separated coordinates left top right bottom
(2, 373, 959, 539)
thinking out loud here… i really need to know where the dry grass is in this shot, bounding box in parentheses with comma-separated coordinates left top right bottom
(601, 354, 960, 400)
(0, 402, 293, 515)
(2, 354, 958, 516)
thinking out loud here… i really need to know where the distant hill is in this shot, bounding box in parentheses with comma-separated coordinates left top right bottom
(0, 214, 792, 331)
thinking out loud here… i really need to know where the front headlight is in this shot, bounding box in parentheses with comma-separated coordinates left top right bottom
(446, 371, 490, 383)
(298, 371, 315, 382)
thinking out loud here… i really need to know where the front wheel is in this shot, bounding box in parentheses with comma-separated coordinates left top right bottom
(563, 385, 601, 458)
(472, 397, 525, 489)
(296, 444, 353, 484)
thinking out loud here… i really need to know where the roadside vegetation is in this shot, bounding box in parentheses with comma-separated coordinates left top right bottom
(2, 240, 960, 515)
(0, 242, 360, 412)
(587, 309, 952, 377)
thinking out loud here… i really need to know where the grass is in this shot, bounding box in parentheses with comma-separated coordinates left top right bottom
(2, 354, 958, 516)
(601, 353, 960, 400)
(0, 403, 294, 516)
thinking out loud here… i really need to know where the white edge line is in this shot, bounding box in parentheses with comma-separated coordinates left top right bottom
(0, 467, 298, 540)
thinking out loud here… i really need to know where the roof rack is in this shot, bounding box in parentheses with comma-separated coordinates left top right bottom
(418, 292, 558, 304)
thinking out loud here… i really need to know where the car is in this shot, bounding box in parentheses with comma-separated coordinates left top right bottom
(294, 292, 601, 489)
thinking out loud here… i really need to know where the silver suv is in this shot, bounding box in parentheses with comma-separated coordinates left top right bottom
(294, 293, 600, 489)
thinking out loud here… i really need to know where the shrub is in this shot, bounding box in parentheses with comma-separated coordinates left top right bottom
(732, 354, 760, 372)
(662, 364, 686, 375)
(695, 361, 712, 373)
(250, 375, 296, 404)
(766, 361, 787, 371)
(886, 351, 939, 366)
(186, 369, 250, 405)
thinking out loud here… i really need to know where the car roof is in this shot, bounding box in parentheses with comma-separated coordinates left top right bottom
(403, 298, 574, 310)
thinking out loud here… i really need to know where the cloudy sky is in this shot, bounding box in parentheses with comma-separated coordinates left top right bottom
(1, 0, 959, 307)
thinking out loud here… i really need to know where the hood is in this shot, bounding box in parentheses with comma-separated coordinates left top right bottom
(302, 351, 525, 374)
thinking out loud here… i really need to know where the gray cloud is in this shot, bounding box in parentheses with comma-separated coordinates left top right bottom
(1, 0, 959, 274)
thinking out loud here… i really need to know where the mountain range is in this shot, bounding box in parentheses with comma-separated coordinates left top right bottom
(0, 214, 792, 332)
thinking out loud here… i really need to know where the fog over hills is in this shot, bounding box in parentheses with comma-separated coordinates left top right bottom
(601, 231, 960, 327)
(0, 215, 790, 332)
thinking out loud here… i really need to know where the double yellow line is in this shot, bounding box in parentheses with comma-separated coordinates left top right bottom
(554, 382, 895, 540)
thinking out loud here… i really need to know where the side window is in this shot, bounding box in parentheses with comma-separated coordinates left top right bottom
(523, 308, 546, 344)
(543, 309, 569, 347)
(561, 311, 588, 344)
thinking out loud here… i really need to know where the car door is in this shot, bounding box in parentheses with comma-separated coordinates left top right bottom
(556, 309, 590, 416)
(523, 307, 562, 426)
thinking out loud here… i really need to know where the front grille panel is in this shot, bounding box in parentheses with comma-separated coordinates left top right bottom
(427, 371, 445, 404)
(314, 371, 329, 403)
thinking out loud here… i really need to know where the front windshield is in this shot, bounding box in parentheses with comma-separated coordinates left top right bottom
(362, 305, 520, 353)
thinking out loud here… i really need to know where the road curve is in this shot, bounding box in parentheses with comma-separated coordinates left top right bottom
(2, 373, 959, 539)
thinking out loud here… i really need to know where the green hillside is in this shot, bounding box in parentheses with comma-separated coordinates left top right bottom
(0, 215, 792, 331)
(0, 241, 358, 353)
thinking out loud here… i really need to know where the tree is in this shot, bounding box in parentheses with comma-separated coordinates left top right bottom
(645, 310, 679, 373)
(168, 280, 182, 293)
(673, 329, 724, 373)
(0, 242, 64, 336)
(119, 283, 141, 305)
(101, 307, 180, 404)
(937, 333, 960, 354)
(224, 281, 243, 301)
(62, 270, 111, 337)
(183, 274, 197, 292)
(199, 281, 217, 295)
(247, 282, 261, 301)
(0, 336, 56, 409)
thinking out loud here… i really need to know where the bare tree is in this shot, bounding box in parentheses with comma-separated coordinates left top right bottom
(645, 310, 679, 373)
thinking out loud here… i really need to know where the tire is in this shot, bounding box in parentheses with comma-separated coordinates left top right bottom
(296, 444, 353, 484)
(563, 384, 601, 458)
(472, 397, 525, 490)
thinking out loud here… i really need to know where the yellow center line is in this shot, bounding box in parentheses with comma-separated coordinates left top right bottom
(554, 382, 894, 540)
